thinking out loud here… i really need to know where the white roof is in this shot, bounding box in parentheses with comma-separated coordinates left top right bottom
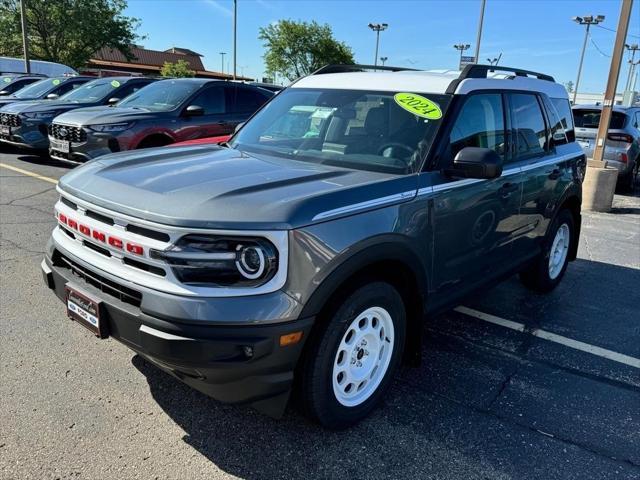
(292, 69, 568, 99)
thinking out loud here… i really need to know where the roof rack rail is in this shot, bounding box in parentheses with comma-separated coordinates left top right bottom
(0, 71, 47, 77)
(446, 64, 555, 94)
(311, 64, 419, 75)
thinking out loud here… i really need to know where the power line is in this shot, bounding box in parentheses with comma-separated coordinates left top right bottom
(595, 24, 640, 38)
(589, 34, 611, 57)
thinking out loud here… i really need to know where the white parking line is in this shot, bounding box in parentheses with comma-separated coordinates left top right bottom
(454, 306, 640, 369)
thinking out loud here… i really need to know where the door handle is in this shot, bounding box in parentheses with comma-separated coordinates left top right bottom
(548, 168, 561, 180)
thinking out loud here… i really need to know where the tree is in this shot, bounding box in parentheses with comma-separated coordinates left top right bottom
(564, 80, 575, 93)
(258, 20, 354, 81)
(0, 0, 141, 70)
(160, 59, 195, 78)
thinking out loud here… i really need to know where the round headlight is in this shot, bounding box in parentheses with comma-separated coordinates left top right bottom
(236, 245, 266, 279)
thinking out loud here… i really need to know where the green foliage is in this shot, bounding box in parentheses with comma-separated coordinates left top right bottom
(0, 0, 141, 69)
(258, 20, 354, 81)
(160, 59, 195, 78)
(564, 80, 574, 93)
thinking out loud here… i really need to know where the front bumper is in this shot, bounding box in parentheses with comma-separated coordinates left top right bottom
(42, 250, 313, 415)
(48, 130, 130, 163)
(0, 119, 50, 149)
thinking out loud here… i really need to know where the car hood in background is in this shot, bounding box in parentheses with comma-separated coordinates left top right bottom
(58, 146, 417, 230)
(0, 98, 97, 114)
(53, 106, 162, 126)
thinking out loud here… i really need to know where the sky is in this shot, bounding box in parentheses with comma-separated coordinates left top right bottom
(124, 0, 640, 92)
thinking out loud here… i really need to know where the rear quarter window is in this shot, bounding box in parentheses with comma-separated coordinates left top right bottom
(551, 97, 575, 143)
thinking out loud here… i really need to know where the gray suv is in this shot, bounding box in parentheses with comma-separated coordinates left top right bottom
(573, 105, 640, 190)
(42, 64, 585, 428)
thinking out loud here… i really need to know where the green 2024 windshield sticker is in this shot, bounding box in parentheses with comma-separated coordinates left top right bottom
(394, 93, 442, 120)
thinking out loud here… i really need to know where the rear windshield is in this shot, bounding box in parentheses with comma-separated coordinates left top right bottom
(573, 109, 626, 129)
(117, 80, 201, 111)
(60, 79, 122, 103)
(231, 88, 451, 174)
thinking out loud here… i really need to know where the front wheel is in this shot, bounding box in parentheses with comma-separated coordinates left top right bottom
(520, 209, 574, 293)
(300, 282, 406, 429)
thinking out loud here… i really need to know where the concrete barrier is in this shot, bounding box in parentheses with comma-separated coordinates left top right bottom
(582, 160, 618, 212)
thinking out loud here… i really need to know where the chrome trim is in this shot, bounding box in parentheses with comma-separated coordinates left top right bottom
(312, 190, 417, 221)
(139, 325, 194, 341)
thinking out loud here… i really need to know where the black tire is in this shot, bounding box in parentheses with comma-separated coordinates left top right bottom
(520, 209, 574, 293)
(300, 282, 406, 429)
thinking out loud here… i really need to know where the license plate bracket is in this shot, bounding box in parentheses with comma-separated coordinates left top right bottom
(51, 138, 70, 153)
(65, 284, 108, 338)
(0, 125, 10, 136)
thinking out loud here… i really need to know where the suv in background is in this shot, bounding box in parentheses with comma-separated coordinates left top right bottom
(43, 64, 585, 429)
(573, 105, 640, 190)
(0, 76, 155, 150)
(0, 76, 92, 108)
(48, 79, 275, 163)
(0, 74, 45, 96)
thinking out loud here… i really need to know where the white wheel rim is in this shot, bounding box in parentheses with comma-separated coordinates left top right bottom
(548, 223, 570, 280)
(332, 306, 395, 407)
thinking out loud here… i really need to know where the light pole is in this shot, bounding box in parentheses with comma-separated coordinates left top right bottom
(571, 14, 605, 105)
(368, 23, 388, 68)
(232, 0, 237, 80)
(380, 56, 388, 66)
(474, 0, 486, 64)
(454, 43, 471, 69)
(219, 51, 226, 75)
(487, 53, 502, 66)
(19, 0, 30, 73)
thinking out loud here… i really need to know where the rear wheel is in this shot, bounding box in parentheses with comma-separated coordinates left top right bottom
(520, 209, 573, 293)
(300, 282, 406, 429)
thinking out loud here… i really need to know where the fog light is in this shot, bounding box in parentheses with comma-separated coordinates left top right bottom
(242, 345, 254, 358)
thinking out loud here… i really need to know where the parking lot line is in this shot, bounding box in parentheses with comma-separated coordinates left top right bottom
(455, 306, 640, 369)
(0, 162, 59, 185)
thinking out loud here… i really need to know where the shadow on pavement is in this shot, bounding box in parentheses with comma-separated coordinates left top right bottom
(17, 153, 73, 169)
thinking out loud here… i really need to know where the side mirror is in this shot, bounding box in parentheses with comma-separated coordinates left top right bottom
(0, 90, 9, 96)
(107, 97, 120, 106)
(234, 122, 245, 133)
(184, 105, 204, 117)
(46, 93, 59, 100)
(446, 147, 503, 179)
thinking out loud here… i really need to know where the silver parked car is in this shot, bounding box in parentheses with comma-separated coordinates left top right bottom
(572, 105, 640, 190)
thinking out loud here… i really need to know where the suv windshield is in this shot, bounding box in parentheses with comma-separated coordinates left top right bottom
(117, 80, 201, 111)
(573, 109, 627, 129)
(60, 79, 121, 103)
(231, 88, 451, 174)
(13, 78, 57, 98)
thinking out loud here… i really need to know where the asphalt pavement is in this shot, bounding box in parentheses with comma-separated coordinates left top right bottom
(1, 147, 639, 480)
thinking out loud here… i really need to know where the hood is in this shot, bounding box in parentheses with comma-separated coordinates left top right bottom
(54, 106, 159, 126)
(0, 98, 96, 114)
(0, 96, 22, 107)
(58, 146, 418, 230)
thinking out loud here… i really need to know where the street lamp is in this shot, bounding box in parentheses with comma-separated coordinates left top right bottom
(219, 51, 227, 75)
(368, 23, 388, 68)
(453, 43, 471, 68)
(571, 14, 605, 104)
(486, 53, 502, 66)
(380, 56, 388, 66)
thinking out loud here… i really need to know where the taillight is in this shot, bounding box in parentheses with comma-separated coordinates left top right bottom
(58, 213, 67, 224)
(607, 133, 633, 143)
(92, 230, 106, 242)
(126, 243, 144, 255)
(67, 219, 78, 230)
(618, 152, 628, 164)
(108, 237, 123, 249)
(79, 224, 90, 235)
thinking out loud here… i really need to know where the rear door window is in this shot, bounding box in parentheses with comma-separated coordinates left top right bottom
(573, 109, 626, 129)
(233, 87, 269, 114)
(510, 93, 547, 160)
(448, 93, 506, 161)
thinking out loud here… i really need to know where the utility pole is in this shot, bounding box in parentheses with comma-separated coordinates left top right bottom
(368, 23, 388, 68)
(233, 0, 237, 80)
(571, 14, 605, 105)
(473, 0, 486, 64)
(380, 56, 388, 66)
(19, 0, 30, 73)
(623, 43, 639, 92)
(593, 0, 633, 164)
(454, 43, 470, 69)
(219, 52, 226, 75)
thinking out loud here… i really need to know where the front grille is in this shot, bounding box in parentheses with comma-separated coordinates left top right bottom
(53, 250, 142, 307)
(50, 123, 86, 142)
(0, 113, 20, 127)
